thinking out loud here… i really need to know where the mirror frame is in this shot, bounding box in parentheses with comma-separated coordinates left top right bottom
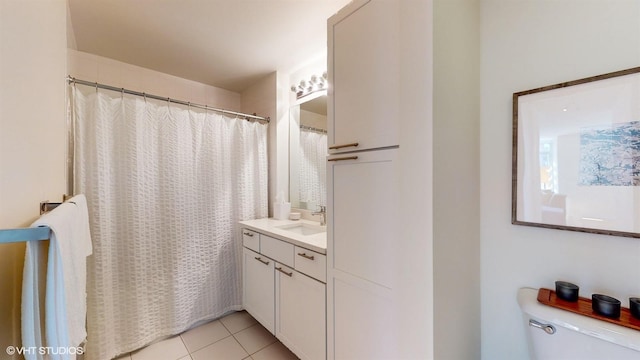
(512, 66, 640, 238)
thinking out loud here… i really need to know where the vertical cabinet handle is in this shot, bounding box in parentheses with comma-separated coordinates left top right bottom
(254, 257, 269, 266)
(329, 142, 359, 150)
(297, 252, 315, 260)
(243, 232, 254, 237)
(275, 266, 293, 277)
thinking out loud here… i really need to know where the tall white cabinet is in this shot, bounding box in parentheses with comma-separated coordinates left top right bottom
(328, 0, 399, 153)
(327, 150, 399, 359)
(327, 0, 401, 358)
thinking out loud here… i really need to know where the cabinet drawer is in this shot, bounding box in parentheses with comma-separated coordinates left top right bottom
(261, 235, 294, 267)
(294, 246, 326, 283)
(242, 229, 260, 252)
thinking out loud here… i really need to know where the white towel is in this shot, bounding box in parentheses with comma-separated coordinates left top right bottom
(22, 195, 93, 360)
(22, 237, 46, 360)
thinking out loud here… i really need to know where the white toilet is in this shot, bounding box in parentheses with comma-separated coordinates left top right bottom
(518, 287, 640, 359)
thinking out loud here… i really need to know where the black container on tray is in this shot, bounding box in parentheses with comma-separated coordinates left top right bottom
(555, 281, 579, 302)
(630, 297, 640, 320)
(592, 294, 621, 318)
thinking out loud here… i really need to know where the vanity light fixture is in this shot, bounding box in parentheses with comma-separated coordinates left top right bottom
(291, 72, 328, 99)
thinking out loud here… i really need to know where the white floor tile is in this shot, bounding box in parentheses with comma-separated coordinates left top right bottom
(220, 311, 258, 334)
(121, 313, 299, 360)
(251, 342, 299, 360)
(190, 336, 249, 360)
(131, 336, 189, 360)
(234, 324, 277, 355)
(180, 320, 231, 353)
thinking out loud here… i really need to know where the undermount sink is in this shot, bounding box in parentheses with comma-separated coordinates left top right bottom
(276, 223, 326, 236)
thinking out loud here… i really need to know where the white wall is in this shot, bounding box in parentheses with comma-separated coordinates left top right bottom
(0, 0, 68, 357)
(481, 1, 640, 359)
(433, 0, 481, 358)
(396, 0, 434, 358)
(300, 110, 327, 130)
(242, 72, 280, 216)
(68, 50, 242, 111)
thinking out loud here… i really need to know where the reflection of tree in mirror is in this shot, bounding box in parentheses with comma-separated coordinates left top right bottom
(539, 139, 555, 190)
(579, 121, 640, 186)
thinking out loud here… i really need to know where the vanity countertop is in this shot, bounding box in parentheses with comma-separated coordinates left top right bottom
(239, 218, 327, 254)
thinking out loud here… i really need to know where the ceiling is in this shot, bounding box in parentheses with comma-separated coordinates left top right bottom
(68, 0, 350, 93)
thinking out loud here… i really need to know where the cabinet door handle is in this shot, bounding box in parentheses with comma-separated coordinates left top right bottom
(328, 156, 358, 162)
(330, 142, 359, 150)
(254, 257, 269, 266)
(297, 252, 315, 260)
(243, 232, 254, 237)
(275, 266, 293, 277)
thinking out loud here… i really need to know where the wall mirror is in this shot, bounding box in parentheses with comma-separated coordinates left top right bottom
(289, 91, 327, 211)
(513, 66, 640, 238)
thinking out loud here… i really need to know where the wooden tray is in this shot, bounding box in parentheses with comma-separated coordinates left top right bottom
(537, 288, 640, 332)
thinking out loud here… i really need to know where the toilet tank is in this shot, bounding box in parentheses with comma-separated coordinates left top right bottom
(517, 287, 640, 360)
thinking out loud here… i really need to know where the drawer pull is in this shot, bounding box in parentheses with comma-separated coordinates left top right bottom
(243, 232, 254, 237)
(329, 142, 359, 150)
(275, 267, 293, 277)
(254, 257, 269, 266)
(328, 156, 358, 162)
(297, 252, 315, 260)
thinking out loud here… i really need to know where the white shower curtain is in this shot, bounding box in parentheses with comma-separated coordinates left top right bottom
(298, 129, 327, 207)
(71, 85, 268, 360)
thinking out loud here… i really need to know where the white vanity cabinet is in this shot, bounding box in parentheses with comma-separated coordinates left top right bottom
(242, 247, 275, 333)
(276, 262, 326, 360)
(240, 224, 326, 360)
(328, 0, 399, 154)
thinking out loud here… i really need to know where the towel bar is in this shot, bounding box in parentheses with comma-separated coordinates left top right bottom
(0, 227, 51, 244)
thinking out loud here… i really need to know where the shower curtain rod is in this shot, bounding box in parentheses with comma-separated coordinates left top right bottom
(67, 76, 270, 123)
(300, 125, 327, 134)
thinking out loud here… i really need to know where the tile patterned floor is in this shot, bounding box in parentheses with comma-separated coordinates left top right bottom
(113, 311, 299, 360)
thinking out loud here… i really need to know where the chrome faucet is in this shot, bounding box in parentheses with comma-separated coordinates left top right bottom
(312, 205, 327, 226)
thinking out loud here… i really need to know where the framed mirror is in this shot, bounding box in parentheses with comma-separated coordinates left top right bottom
(513, 66, 640, 238)
(289, 91, 327, 211)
